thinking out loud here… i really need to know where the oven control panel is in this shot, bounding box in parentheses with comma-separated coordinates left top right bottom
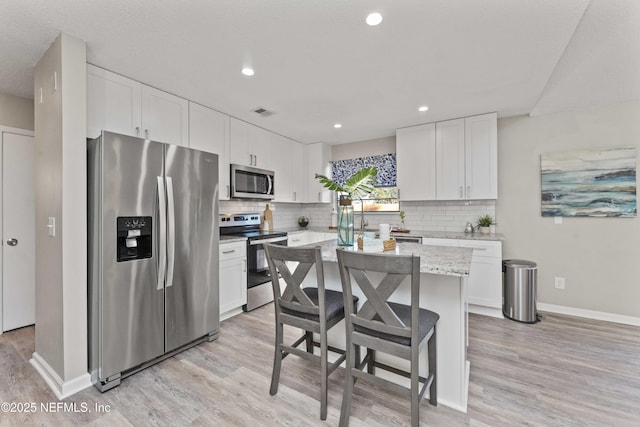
(219, 213, 261, 227)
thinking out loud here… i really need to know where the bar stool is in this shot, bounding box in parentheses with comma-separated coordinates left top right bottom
(264, 244, 358, 420)
(336, 249, 438, 427)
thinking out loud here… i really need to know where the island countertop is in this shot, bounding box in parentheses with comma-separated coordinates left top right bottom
(304, 239, 473, 277)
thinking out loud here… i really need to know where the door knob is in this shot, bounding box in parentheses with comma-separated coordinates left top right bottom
(7, 238, 18, 246)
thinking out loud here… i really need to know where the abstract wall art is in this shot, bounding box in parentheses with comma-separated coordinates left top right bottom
(541, 148, 636, 217)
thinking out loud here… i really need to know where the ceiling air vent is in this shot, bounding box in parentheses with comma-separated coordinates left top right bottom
(252, 106, 275, 117)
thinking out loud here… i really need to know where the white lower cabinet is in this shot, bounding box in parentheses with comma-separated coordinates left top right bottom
(219, 241, 247, 321)
(288, 231, 335, 247)
(423, 238, 502, 317)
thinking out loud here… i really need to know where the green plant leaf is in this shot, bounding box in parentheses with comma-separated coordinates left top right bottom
(314, 167, 378, 200)
(315, 174, 346, 193)
(342, 167, 378, 199)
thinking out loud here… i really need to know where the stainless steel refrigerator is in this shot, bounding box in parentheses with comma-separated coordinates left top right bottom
(88, 131, 219, 391)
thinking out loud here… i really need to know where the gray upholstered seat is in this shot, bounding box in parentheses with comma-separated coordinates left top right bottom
(336, 249, 438, 427)
(264, 244, 358, 421)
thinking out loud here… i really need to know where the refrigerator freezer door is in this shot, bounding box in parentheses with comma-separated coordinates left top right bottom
(164, 145, 219, 352)
(95, 132, 165, 380)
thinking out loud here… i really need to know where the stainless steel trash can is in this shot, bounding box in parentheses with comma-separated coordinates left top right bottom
(502, 259, 538, 323)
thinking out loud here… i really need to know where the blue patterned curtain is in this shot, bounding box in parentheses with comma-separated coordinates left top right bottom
(331, 153, 396, 187)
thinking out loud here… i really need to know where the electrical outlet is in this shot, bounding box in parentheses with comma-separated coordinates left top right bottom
(554, 277, 565, 289)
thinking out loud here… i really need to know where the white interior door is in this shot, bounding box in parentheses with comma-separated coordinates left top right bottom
(2, 131, 35, 332)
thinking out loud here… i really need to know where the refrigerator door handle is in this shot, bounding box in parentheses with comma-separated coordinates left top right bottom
(165, 176, 176, 288)
(156, 176, 167, 290)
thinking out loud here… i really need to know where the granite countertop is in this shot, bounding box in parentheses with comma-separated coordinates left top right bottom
(287, 227, 503, 241)
(306, 240, 472, 277)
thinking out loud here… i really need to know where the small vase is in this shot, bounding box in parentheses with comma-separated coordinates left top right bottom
(337, 196, 354, 246)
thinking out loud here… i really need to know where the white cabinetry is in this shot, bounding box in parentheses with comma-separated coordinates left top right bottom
(87, 64, 189, 146)
(219, 241, 247, 321)
(288, 231, 335, 247)
(423, 237, 502, 317)
(435, 113, 497, 200)
(140, 85, 189, 145)
(229, 117, 272, 169)
(271, 134, 304, 202)
(189, 102, 230, 199)
(396, 123, 436, 200)
(305, 142, 332, 203)
(396, 112, 497, 201)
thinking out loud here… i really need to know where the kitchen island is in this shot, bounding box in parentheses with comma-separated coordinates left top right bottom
(299, 239, 473, 413)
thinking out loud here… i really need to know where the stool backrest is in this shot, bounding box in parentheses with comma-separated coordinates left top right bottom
(264, 244, 325, 318)
(336, 249, 420, 344)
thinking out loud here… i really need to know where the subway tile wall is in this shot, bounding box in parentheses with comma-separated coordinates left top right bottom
(220, 199, 496, 233)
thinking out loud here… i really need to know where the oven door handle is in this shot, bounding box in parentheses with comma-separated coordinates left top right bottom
(249, 236, 288, 245)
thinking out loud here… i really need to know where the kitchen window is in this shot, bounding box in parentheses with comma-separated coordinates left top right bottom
(331, 153, 399, 213)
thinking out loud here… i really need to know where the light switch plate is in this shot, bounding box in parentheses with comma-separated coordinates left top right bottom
(47, 217, 56, 237)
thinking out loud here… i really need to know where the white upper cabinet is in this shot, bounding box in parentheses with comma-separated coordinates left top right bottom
(140, 85, 189, 146)
(305, 142, 332, 203)
(436, 118, 466, 200)
(87, 64, 141, 139)
(229, 117, 272, 170)
(87, 64, 189, 146)
(271, 133, 304, 203)
(464, 113, 497, 200)
(396, 123, 436, 200)
(397, 112, 497, 201)
(189, 102, 231, 199)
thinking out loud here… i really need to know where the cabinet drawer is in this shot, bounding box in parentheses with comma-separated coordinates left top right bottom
(457, 240, 502, 258)
(219, 241, 246, 261)
(423, 238, 460, 247)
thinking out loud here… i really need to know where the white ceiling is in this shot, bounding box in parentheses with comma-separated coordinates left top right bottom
(1, 0, 638, 144)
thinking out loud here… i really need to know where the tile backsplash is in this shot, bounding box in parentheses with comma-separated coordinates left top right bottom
(220, 199, 496, 233)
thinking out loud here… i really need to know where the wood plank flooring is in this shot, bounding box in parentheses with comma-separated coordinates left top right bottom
(1, 308, 639, 426)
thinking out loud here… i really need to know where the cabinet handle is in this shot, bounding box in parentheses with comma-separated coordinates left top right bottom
(144, 129, 149, 140)
(222, 249, 236, 254)
(254, 155, 257, 166)
(293, 191, 296, 201)
(243, 258, 247, 272)
(135, 126, 140, 137)
(226, 185, 230, 198)
(467, 186, 471, 198)
(318, 191, 322, 201)
(249, 154, 253, 165)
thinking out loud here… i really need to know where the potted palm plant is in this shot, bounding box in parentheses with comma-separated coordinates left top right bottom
(315, 167, 378, 246)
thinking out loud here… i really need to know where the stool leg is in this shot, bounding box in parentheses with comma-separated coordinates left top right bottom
(270, 321, 283, 395)
(428, 327, 437, 406)
(306, 331, 313, 353)
(367, 349, 375, 374)
(410, 344, 419, 427)
(339, 341, 356, 427)
(320, 329, 328, 420)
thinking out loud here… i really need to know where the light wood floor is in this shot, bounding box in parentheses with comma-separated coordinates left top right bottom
(1, 307, 639, 426)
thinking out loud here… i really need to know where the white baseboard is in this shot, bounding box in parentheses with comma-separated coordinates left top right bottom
(30, 352, 92, 399)
(537, 303, 640, 327)
(467, 304, 503, 319)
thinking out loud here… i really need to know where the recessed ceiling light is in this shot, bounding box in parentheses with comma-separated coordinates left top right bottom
(418, 105, 429, 112)
(366, 12, 383, 26)
(241, 67, 254, 76)
(334, 123, 342, 129)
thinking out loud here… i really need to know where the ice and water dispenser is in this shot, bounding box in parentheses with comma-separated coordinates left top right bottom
(116, 216, 152, 262)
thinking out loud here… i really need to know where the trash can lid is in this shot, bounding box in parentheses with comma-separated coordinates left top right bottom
(503, 259, 537, 268)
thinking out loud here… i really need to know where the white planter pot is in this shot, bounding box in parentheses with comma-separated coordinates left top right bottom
(479, 226, 490, 234)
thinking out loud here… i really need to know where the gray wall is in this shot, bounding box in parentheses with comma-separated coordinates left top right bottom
(0, 92, 34, 130)
(497, 101, 640, 318)
(33, 33, 88, 389)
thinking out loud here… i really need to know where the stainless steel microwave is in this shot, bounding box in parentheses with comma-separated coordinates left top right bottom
(230, 164, 275, 199)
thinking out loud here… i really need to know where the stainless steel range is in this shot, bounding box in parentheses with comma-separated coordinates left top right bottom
(219, 213, 287, 311)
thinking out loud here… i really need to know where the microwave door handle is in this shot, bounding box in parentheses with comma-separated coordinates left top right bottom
(165, 177, 175, 288)
(156, 176, 167, 290)
(267, 174, 273, 195)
